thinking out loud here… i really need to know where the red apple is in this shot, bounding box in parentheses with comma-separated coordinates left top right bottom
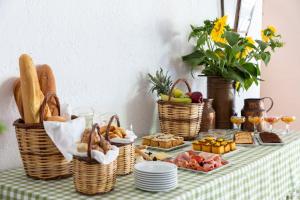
(190, 92, 203, 103)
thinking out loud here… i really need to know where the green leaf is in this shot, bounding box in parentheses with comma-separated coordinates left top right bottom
(256, 40, 268, 51)
(182, 50, 205, 66)
(196, 34, 206, 47)
(244, 78, 254, 90)
(215, 42, 230, 49)
(205, 50, 219, 61)
(224, 31, 240, 46)
(261, 51, 271, 65)
(242, 63, 258, 77)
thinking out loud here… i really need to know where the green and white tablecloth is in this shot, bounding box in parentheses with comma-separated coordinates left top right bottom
(1, 130, 300, 200)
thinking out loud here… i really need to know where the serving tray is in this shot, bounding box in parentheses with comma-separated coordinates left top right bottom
(255, 134, 285, 146)
(146, 141, 190, 152)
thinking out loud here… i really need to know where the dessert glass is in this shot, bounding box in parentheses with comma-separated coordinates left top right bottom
(264, 116, 280, 132)
(248, 116, 263, 134)
(230, 116, 245, 131)
(281, 116, 296, 134)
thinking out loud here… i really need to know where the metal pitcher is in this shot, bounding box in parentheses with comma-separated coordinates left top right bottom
(241, 97, 274, 131)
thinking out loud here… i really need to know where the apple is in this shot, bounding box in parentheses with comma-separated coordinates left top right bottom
(190, 92, 203, 103)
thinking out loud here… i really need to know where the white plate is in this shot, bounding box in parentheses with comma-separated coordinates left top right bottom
(135, 178, 177, 185)
(134, 174, 176, 181)
(255, 134, 285, 146)
(134, 170, 177, 176)
(146, 142, 190, 152)
(135, 182, 177, 190)
(135, 181, 177, 188)
(134, 161, 177, 174)
(136, 185, 177, 192)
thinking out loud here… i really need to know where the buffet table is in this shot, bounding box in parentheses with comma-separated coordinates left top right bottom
(1, 130, 300, 200)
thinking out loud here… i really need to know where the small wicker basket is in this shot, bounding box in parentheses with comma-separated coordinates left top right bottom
(13, 93, 72, 180)
(105, 115, 135, 176)
(157, 79, 204, 140)
(73, 124, 117, 195)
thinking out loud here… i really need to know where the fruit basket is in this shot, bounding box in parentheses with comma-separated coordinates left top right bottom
(13, 93, 72, 180)
(157, 79, 204, 140)
(103, 115, 135, 176)
(73, 124, 117, 195)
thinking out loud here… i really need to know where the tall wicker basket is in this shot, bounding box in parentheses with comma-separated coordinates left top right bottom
(13, 93, 72, 180)
(158, 79, 204, 140)
(73, 124, 117, 195)
(105, 115, 135, 176)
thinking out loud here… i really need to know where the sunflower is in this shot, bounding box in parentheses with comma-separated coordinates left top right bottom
(210, 16, 228, 43)
(236, 36, 255, 59)
(261, 25, 277, 42)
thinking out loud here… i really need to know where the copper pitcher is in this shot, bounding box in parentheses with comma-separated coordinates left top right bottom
(241, 97, 274, 131)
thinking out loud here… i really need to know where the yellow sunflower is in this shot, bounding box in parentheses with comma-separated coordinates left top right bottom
(261, 25, 277, 42)
(236, 36, 255, 59)
(210, 16, 228, 44)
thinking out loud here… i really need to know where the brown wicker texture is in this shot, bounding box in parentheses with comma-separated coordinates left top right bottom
(73, 124, 117, 195)
(158, 79, 204, 140)
(13, 93, 72, 180)
(105, 115, 135, 176)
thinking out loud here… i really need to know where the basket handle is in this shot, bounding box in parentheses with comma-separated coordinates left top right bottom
(168, 79, 192, 101)
(87, 123, 103, 158)
(39, 92, 61, 122)
(105, 115, 121, 142)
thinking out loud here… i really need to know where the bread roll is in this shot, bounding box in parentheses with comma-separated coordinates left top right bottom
(13, 64, 58, 118)
(19, 54, 51, 123)
(77, 143, 88, 152)
(45, 116, 67, 122)
(37, 64, 58, 115)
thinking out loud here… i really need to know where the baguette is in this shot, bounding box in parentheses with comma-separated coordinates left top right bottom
(13, 64, 58, 118)
(45, 116, 67, 122)
(19, 54, 51, 123)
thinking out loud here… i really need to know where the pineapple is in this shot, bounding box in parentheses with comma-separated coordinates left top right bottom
(148, 68, 172, 97)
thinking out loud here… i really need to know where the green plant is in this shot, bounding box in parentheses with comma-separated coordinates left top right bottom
(148, 68, 173, 96)
(182, 16, 283, 91)
(0, 122, 6, 134)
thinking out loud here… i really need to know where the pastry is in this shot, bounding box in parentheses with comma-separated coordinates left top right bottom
(192, 141, 201, 151)
(212, 143, 225, 154)
(228, 140, 236, 151)
(81, 129, 100, 144)
(234, 131, 253, 144)
(223, 142, 231, 153)
(19, 54, 51, 123)
(45, 116, 67, 122)
(150, 138, 159, 147)
(202, 142, 212, 153)
(13, 80, 24, 118)
(259, 132, 282, 143)
(159, 139, 172, 148)
(77, 143, 88, 152)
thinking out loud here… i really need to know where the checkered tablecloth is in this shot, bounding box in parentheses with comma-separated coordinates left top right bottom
(1, 130, 300, 200)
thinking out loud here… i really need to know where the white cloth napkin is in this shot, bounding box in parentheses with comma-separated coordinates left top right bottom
(43, 117, 86, 161)
(110, 130, 137, 144)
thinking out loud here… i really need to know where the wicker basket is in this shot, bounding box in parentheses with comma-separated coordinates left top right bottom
(13, 93, 72, 180)
(158, 79, 204, 140)
(73, 124, 117, 195)
(105, 115, 135, 176)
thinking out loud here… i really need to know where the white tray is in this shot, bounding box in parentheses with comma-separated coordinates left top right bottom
(146, 142, 190, 152)
(235, 135, 258, 147)
(255, 134, 285, 146)
(177, 161, 230, 174)
(193, 147, 242, 158)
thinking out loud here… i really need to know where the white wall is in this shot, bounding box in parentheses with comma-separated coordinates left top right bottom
(0, 0, 261, 170)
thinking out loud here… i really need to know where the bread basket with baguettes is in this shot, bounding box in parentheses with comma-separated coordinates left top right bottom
(157, 79, 204, 140)
(13, 93, 72, 180)
(73, 123, 117, 195)
(103, 115, 135, 176)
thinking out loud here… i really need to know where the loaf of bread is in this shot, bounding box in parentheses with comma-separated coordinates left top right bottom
(45, 116, 67, 122)
(13, 79, 24, 118)
(13, 64, 58, 118)
(19, 54, 51, 123)
(37, 64, 59, 116)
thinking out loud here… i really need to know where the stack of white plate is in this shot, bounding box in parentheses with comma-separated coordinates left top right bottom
(134, 161, 178, 192)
